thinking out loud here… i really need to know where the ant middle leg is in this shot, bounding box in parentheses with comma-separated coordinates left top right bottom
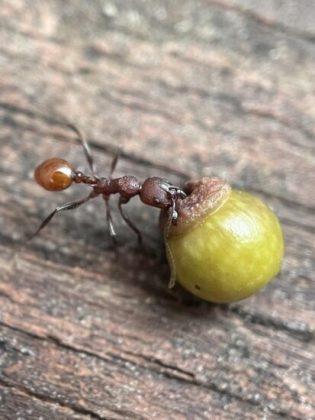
(31, 192, 96, 239)
(103, 195, 117, 246)
(118, 197, 142, 245)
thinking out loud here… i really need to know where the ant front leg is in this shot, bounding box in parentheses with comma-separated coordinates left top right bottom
(103, 195, 117, 246)
(118, 197, 142, 245)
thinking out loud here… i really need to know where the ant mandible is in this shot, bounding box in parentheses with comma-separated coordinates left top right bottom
(33, 123, 187, 246)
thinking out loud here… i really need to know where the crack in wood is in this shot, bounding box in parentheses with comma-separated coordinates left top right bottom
(108, 350, 196, 382)
(229, 306, 314, 343)
(280, 217, 315, 234)
(206, 0, 315, 44)
(245, 187, 315, 214)
(0, 378, 105, 420)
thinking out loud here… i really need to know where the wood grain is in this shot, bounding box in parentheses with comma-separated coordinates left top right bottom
(0, 1, 314, 419)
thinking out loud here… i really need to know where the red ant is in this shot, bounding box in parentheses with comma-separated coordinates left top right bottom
(33, 123, 187, 246)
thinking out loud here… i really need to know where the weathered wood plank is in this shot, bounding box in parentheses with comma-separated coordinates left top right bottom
(0, 1, 314, 419)
(0, 383, 91, 420)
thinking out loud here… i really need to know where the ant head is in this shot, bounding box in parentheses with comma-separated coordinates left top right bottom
(140, 177, 174, 209)
(34, 158, 74, 191)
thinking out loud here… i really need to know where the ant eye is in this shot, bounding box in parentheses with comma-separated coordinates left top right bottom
(34, 158, 74, 191)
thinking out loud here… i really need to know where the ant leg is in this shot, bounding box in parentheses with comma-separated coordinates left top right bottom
(109, 148, 121, 178)
(31, 192, 95, 238)
(163, 199, 177, 288)
(65, 122, 96, 175)
(103, 196, 117, 245)
(118, 197, 142, 245)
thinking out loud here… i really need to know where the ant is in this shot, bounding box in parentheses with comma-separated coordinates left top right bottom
(33, 123, 187, 247)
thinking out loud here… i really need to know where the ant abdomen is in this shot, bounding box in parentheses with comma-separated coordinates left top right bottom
(35, 158, 74, 191)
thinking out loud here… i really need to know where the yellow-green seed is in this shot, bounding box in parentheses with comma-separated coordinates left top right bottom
(166, 190, 284, 303)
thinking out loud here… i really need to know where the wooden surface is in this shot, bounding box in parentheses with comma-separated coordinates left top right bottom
(0, 1, 314, 419)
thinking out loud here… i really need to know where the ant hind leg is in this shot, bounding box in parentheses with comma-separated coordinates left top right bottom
(65, 122, 96, 175)
(118, 197, 142, 245)
(31, 192, 95, 239)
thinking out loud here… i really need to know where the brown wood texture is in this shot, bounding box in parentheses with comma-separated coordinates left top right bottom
(0, 1, 314, 419)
